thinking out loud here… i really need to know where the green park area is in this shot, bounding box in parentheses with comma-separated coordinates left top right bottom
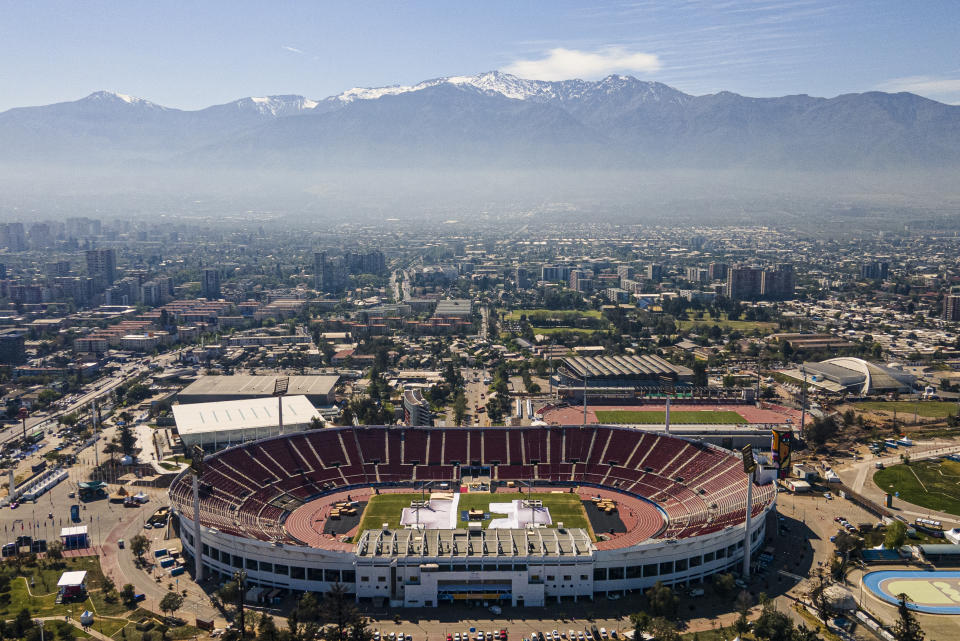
(0, 556, 197, 641)
(874, 458, 960, 516)
(595, 410, 745, 424)
(504, 309, 604, 321)
(857, 400, 958, 418)
(674, 312, 778, 333)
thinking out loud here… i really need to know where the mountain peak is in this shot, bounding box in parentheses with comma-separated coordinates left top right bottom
(242, 95, 318, 116)
(84, 90, 157, 106)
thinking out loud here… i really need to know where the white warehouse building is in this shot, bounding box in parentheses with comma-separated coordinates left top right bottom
(172, 395, 324, 450)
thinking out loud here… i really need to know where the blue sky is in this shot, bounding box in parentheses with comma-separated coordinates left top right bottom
(1, 0, 959, 111)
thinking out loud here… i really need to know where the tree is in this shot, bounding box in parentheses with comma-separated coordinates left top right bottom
(807, 568, 834, 621)
(319, 584, 364, 641)
(129, 534, 151, 563)
(832, 531, 861, 578)
(629, 612, 651, 641)
(753, 600, 794, 641)
(120, 584, 137, 608)
(452, 390, 468, 427)
(118, 422, 136, 457)
(55, 621, 76, 641)
(257, 614, 279, 641)
(645, 581, 679, 618)
(647, 617, 680, 641)
(805, 415, 838, 447)
(103, 441, 122, 462)
(893, 593, 925, 641)
(159, 591, 184, 620)
(46, 539, 63, 561)
(102, 576, 116, 602)
(734, 590, 753, 635)
(14, 608, 33, 637)
(288, 592, 321, 641)
(885, 520, 907, 549)
(713, 573, 736, 597)
(792, 624, 819, 641)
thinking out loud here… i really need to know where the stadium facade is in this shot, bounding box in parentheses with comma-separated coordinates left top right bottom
(170, 426, 774, 606)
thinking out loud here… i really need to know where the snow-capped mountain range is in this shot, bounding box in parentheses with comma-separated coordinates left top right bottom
(1, 71, 958, 169)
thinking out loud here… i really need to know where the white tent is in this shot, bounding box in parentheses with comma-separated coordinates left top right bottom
(79, 611, 94, 626)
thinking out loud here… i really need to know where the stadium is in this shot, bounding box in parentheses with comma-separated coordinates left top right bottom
(169, 426, 776, 607)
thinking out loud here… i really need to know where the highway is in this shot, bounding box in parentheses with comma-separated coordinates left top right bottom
(0, 353, 179, 449)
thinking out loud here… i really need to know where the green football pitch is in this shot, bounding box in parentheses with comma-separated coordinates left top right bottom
(594, 410, 745, 424)
(355, 491, 593, 535)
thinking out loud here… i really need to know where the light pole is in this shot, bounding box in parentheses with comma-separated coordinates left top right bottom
(274, 376, 289, 437)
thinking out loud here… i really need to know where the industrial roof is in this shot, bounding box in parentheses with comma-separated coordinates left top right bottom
(178, 375, 339, 398)
(434, 299, 473, 317)
(918, 544, 960, 554)
(172, 395, 321, 435)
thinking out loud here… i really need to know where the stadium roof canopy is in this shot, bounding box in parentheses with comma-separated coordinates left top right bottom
(561, 354, 693, 382)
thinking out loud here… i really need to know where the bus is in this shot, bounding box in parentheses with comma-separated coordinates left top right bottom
(915, 518, 944, 537)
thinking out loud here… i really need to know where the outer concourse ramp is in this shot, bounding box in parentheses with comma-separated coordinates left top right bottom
(864, 570, 960, 614)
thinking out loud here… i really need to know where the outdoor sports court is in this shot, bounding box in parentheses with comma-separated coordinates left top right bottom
(863, 570, 960, 614)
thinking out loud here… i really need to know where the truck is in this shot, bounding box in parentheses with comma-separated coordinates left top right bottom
(70, 504, 80, 522)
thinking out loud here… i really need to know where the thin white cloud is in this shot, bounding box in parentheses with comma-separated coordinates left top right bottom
(502, 47, 661, 81)
(281, 45, 304, 54)
(877, 75, 960, 97)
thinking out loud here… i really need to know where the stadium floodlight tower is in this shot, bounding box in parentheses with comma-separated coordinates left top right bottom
(582, 372, 588, 425)
(799, 365, 807, 433)
(660, 376, 675, 434)
(189, 444, 206, 581)
(274, 376, 289, 435)
(740, 445, 757, 578)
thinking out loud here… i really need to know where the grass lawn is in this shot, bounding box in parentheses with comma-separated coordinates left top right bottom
(681, 626, 742, 641)
(92, 618, 131, 637)
(455, 492, 591, 533)
(355, 493, 417, 532)
(113, 622, 200, 641)
(874, 459, 960, 516)
(0, 557, 112, 619)
(356, 492, 592, 535)
(676, 318, 777, 333)
(504, 309, 603, 321)
(857, 401, 958, 418)
(531, 327, 605, 335)
(595, 410, 745, 424)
